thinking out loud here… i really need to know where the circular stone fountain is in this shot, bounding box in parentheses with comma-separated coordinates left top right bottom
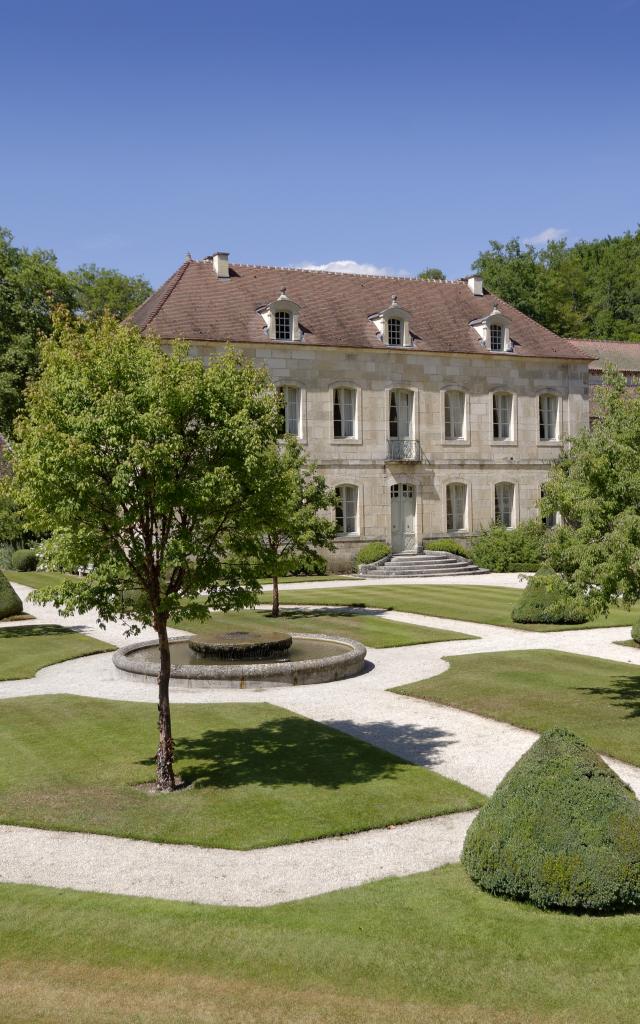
(113, 628, 366, 690)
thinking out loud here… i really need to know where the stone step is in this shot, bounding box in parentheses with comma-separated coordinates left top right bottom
(366, 566, 488, 578)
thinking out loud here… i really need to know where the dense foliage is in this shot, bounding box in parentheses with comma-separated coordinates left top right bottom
(10, 548, 37, 572)
(68, 263, 152, 320)
(473, 228, 640, 340)
(511, 566, 589, 624)
(0, 569, 22, 619)
(355, 541, 391, 566)
(470, 520, 546, 573)
(463, 728, 640, 911)
(423, 539, 469, 557)
(632, 620, 640, 646)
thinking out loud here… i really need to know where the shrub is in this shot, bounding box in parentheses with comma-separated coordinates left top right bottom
(511, 566, 589, 624)
(0, 569, 22, 619)
(462, 728, 640, 912)
(355, 541, 391, 567)
(632, 619, 640, 646)
(287, 552, 328, 577)
(470, 520, 546, 573)
(10, 548, 38, 572)
(423, 539, 469, 558)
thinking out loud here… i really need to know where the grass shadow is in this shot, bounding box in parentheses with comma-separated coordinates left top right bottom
(0, 624, 75, 639)
(576, 670, 640, 719)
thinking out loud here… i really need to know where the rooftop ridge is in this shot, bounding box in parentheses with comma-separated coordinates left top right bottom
(201, 257, 459, 285)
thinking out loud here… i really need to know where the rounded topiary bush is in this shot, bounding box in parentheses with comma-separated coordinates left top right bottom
(355, 541, 391, 567)
(462, 728, 640, 912)
(471, 520, 546, 572)
(632, 619, 640, 646)
(511, 566, 589, 624)
(423, 539, 468, 557)
(0, 569, 23, 619)
(10, 548, 38, 572)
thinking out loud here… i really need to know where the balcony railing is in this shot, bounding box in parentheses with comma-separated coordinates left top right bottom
(386, 439, 421, 462)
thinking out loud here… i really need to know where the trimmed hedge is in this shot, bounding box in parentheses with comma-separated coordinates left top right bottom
(470, 520, 546, 573)
(462, 728, 640, 912)
(632, 619, 640, 646)
(423, 539, 468, 558)
(10, 548, 38, 572)
(511, 566, 589, 624)
(355, 541, 391, 567)
(0, 570, 23, 619)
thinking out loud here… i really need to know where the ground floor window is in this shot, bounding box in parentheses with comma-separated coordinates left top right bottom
(278, 385, 301, 436)
(335, 484, 358, 535)
(446, 482, 467, 532)
(494, 482, 515, 528)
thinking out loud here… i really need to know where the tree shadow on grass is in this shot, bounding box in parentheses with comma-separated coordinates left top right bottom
(140, 716, 455, 790)
(277, 607, 385, 620)
(0, 624, 73, 639)
(575, 670, 640, 719)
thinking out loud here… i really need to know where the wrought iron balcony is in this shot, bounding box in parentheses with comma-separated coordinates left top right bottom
(386, 439, 421, 462)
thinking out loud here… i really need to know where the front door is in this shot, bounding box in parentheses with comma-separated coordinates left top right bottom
(390, 483, 416, 552)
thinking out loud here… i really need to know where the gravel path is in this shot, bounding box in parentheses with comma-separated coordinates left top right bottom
(2, 578, 640, 906)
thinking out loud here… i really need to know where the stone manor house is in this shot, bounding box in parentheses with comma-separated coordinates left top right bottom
(130, 252, 591, 569)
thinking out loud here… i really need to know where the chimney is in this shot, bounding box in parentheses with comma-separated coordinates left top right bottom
(466, 274, 483, 296)
(212, 252, 229, 278)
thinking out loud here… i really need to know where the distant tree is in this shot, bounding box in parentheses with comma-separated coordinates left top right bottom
(418, 268, 446, 281)
(0, 435, 19, 541)
(68, 263, 152, 319)
(258, 436, 336, 616)
(0, 227, 74, 433)
(10, 311, 284, 790)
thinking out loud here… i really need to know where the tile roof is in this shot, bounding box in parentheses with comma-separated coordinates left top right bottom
(129, 257, 589, 361)
(567, 339, 640, 372)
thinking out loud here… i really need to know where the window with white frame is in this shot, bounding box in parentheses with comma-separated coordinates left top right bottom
(539, 394, 559, 441)
(333, 387, 356, 438)
(495, 482, 515, 528)
(335, 484, 358, 535)
(278, 385, 301, 436)
(389, 389, 413, 439)
(275, 310, 292, 341)
(387, 317, 403, 346)
(446, 483, 467, 533)
(490, 324, 504, 351)
(444, 390, 466, 440)
(492, 392, 513, 440)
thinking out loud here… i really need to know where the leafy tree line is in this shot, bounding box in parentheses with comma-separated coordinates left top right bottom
(472, 229, 640, 342)
(0, 226, 152, 433)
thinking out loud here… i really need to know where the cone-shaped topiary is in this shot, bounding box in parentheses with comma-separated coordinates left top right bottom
(462, 729, 640, 912)
(511, 566, 589, 624)
(0, 569, 22, 619)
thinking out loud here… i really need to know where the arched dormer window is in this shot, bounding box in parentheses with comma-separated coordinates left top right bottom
(258, 288, 302, 341)
(469, 306, 513, 353)
(369, 295, 412, 347)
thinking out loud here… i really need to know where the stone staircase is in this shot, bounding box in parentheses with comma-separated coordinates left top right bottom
(362, 549, 488, 579)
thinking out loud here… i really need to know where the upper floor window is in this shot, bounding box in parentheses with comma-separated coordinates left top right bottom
(258, 288, 301, 341)
(278, 385, 300, 436)
(275, 310, 291, 341)
(333, 387, 356, 438)
(387, 317, 403, 346)
(444, 390, 466, 440)
(493, 392, 513, 441)
(446, 482, 467, 533)
(470, 305, 512, 353)
(495, 482, 515, 528)
(389, 389, 413, 439)
(369, 296, 412, 347)
(335, 484, 358, 535)
(539, 394, 559, 441)
(490, 324, 503, 351)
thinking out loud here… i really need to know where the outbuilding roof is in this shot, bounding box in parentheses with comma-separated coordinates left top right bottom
(568, 338, 640, 372)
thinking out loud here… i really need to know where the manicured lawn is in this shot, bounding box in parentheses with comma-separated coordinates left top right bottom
(4, 568, 74, 591)
(0, 695, 481, 848)
(173, 606, 474, 648)
(0, 624, 114, 680)
(395, 649, 640, 767)
(279, 583, 640, 631)
(2, 865, 640, 1023)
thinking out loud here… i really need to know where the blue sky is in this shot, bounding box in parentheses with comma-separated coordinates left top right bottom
(2, 0, 639, 286)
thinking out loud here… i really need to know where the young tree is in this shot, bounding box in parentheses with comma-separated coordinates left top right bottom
(9, 310, 282, 790)
(258, 436, 336, 616)
(541, 367, 640, 615)
(68, 263, 153, 319)
(417, 268, 446, 281)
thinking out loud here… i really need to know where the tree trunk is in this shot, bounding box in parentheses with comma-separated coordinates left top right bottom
(271, 576, 280, 617)
(155, 616, 176, 791)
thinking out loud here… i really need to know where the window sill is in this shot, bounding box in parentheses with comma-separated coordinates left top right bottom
(330, 437, 362, 446)
(537, 439, 562, 446)
(335, 533, 361, 542)
(490, 439, 517, 446)
(441, 438, 471, 446)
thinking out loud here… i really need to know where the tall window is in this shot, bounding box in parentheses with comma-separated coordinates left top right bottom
(495, 482, 515, 528)
(275, 310, 291, 340)
(490, 324, 503, 351)
(389, 390, 413, 439)
(539, 394, 559, 441)
(278, 385, 300, 436)
(444, 390, 465, 440)
(335, 484, 358, 535)
(493, 393, 513, 440)
(446, 483, 467, 533)
(387, 317, 403, 346)
(333, 387, 356, 438)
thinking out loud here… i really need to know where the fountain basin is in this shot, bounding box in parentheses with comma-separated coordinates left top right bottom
(113, 633, 366, 689)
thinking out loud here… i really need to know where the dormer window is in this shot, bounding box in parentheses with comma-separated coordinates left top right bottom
(275, 310, 291, 340)
(490, 324, 503, 351)
(470, 306, 513, 353)
(258, 288, 301, 341)
(387, 317, 403, 346)
(370, 296, 412, 347)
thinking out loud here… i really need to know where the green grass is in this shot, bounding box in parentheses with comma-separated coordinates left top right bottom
(0, 624, 114, 680)
(260, 574, 356, 584)
(279, 583, 640, 631)
(395, 649, 640, 767)
(0, 695, 481, 848)
(173, 606, 474, 648)
(4, 568, 73, 590)
(2, 865, 640, 1023)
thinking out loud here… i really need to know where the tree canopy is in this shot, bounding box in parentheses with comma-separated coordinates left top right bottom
(68, 263, 152, 319)
(417, 267, 446, 281)
(473, 228, 640, 340)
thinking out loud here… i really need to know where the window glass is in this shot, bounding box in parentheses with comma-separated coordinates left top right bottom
(275, 310, 291, 340)
(539, 394, 559, 441)
(387, 317, 403, 346)
(490, 324, 503, 351)
(492, 393, 513, 440)
(335, 485, 358, 534)
(333, 387, 356, 438)
(495, 482, 514, 527)
(446, 483, 467, 532)
(278, 385, 300, 436)
(444, 390, 465, 440)
(389, 390, 412, 439)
